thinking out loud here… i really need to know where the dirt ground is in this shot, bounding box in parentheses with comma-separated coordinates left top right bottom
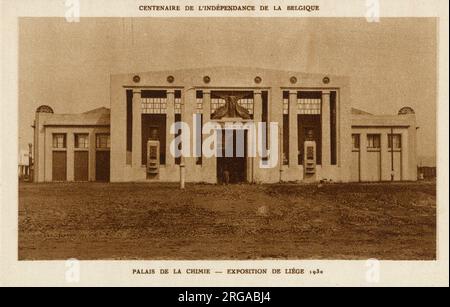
(18, 181, 436, 260)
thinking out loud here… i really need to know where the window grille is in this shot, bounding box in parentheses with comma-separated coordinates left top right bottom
(174, 97, 182, 114)
(141, 97, 167, 114)
(74, 134, 89, 149)
(388, 134, 402, 149)
(96, 134, 110, 149)
(196, 98, 203, 114)
(352, 134, 360, 150)
(367, 134, 381, 149)
(297, 98, 321, 115)
(283, 98, 289, 115)
(52, 134, 66, 149)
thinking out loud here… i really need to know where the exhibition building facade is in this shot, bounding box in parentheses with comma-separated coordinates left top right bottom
(33, 67, 418, 183)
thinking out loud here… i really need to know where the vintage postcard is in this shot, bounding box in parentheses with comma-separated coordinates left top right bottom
(0, 0, 448, 287)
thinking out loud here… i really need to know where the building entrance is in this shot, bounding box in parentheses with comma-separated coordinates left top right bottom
(216, 129, 248, 184)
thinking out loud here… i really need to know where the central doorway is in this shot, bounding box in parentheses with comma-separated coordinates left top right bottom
(216, 129, 247, 184)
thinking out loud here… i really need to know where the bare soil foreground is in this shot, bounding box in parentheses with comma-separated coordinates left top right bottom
(19, 182, 436, 260)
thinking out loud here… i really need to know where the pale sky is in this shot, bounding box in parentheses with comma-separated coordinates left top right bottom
(19, 17, 437, 162)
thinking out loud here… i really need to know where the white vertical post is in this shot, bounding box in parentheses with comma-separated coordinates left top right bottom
(202, 90, 216, 183)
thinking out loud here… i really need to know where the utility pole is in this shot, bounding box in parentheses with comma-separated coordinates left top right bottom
(179, 89, 187, 190)
(390, 127, 394, 182)
(28, 142, 33, 182)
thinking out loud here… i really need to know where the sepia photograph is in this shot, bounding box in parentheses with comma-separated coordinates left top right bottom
(16, 17, 438, 262)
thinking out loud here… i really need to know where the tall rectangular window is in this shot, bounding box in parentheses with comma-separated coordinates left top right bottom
(367, 134, 381, 149)
(52, 134, 66, 149)
(262, 91, 269, 159)
(282, 91, 289, 165)
(74, 134, 89, 149)
(330, 91, 337, 165)
(126, 89, 133, 152)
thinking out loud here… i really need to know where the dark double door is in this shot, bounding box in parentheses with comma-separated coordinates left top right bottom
(95, 151, 110, 182)
(216, 129, 247, 184)
(74, 151, 89, 181)
(52, 151, 67, 181)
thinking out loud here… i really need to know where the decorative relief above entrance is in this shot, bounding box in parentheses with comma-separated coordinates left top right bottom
(211, 94, 252, 120)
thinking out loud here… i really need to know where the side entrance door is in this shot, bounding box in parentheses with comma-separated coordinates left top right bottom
(95, 151, 110, 182)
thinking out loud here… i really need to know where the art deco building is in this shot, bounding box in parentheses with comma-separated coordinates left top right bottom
(33, 67, 418, 183)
